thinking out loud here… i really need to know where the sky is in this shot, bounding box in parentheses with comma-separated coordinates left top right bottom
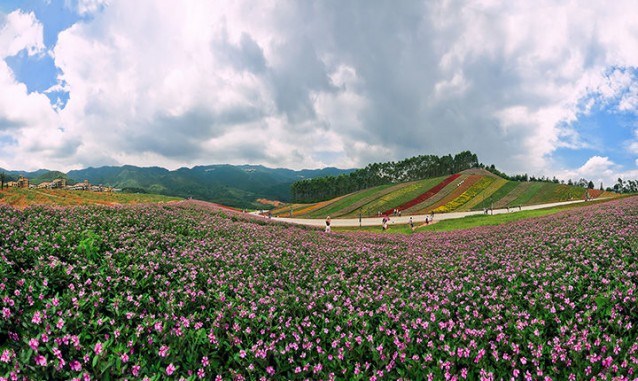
(1, 0, 638, 188)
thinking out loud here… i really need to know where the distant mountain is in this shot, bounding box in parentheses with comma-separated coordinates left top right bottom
(63, 164, 353, 208)
(0, 168, 51, 182)
(30, 171, 76, 185)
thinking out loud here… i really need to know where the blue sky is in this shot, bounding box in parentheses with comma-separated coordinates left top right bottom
(1, 0, 637, 187)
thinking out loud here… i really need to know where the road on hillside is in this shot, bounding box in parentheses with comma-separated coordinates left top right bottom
(263, 199, 591, 227)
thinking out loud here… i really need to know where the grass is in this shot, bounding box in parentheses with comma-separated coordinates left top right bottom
(333, 198, 615, 234)
(508, 182, 546, 206)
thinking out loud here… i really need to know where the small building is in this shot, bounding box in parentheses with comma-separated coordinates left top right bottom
(17, 176, 29, 188)
(52, 178, 67, 188)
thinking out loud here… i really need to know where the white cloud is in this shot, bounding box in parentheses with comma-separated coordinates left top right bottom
(558, 156, 638, 189)
(0, 10, 70, 170)
(0, 10, 44, 57)
(0, 0, 637, 182)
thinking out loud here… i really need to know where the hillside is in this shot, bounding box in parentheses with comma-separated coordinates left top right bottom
(66, 165, 353, 208)
(0, 165, 353, 209)
(271, 168, 618, 217)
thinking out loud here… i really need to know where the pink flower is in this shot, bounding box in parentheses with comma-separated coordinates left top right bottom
(266, 366, 275, 375)
(29, 338, 39, 351)
(34, 355, 47, 366)
(602, 356, 613, 368)
(120, 353, 129, 363)
(132, 365, 140, 376)
(94, 342, 103, 355)
(201, 356, 209, 367)
(1, 350, 12, 363)
(31, 311, 42, 324)
(166, 363, 176, 376)
(159, 345, 169, 357)
(70, 360, 82, 371)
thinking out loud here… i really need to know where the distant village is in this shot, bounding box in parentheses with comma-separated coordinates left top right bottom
(7, 176, 120, 192)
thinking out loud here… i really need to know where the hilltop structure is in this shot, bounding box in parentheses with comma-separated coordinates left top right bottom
(5, 176, 118, 193)
(6, 176, 30, 188)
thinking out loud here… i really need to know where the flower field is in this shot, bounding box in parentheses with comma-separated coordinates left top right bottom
(1, 198, 638, 380)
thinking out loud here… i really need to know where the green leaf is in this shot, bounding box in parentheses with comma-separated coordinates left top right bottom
(595, 295, 609, 310)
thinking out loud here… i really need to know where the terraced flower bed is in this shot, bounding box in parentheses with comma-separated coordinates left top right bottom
(508, 182, 546, 207)
(492, 182, 534, 209)
(385, 174, 461, 214)
(1, 198, 637, 380)
(458, 178, 508, 211)
(348, 178, 441, 217)
(431, 175, 489, 213)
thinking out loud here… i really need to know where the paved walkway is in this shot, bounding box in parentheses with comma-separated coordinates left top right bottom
(261, 199, 590, 227)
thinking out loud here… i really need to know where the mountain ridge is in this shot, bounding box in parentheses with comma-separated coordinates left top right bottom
(0, 164, 354, 209)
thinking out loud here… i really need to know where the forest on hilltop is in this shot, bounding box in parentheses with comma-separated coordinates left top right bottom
(291, 151, 479, 202)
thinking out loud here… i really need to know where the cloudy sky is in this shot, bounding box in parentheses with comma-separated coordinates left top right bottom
(1, 0, 637, 187)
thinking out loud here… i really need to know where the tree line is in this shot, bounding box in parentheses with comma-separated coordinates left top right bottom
(291, 151, 479, 202)
(487, 166, 638, 192)
(612, 178, 638, 193)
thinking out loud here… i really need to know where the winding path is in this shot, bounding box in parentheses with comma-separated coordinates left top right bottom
(263, 199, 591, 227)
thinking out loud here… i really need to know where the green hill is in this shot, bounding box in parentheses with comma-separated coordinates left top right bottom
(272, 169, 618, 218)
(66, 165, 353, 209)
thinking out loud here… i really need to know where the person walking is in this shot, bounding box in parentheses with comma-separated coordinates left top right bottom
(382, 215, 389, 230)
(409, 216, 414, 231)
(325, 216, 331, 232)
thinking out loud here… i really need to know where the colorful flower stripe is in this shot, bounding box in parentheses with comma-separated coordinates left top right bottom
(458, 178, 508, 211)
(433, 176, 494, 213)
(382, 173, 461, 215)
(427, 175, 482, 212)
